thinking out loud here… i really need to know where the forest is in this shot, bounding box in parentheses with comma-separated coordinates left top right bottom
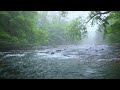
(0, 11, 120, 50)
(0, 11, 87, 49)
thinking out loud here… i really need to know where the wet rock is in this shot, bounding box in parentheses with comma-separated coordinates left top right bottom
(0, 52, 4, 55)
(46, 51, 50, 54)
(101, 48, 104, 50)
(95, 50, 98, 52)
(89, 47, 92, 49)
(51, 52, 55, 54)
(56, 50, 62, 52)
(86, 49, 88, 51)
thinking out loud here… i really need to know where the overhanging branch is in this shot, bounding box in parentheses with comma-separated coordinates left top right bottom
(85, 11, 111, 24)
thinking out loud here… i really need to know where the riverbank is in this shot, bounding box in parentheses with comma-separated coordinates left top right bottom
(0, 43, 61, 51)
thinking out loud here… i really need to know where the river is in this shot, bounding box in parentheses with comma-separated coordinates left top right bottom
(0, 44, 120, 79)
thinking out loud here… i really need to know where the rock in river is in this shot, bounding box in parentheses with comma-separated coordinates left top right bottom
(51, 52, 55, 54)
(56, 50, 62, 52)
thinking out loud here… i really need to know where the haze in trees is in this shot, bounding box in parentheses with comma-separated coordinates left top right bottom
(1, 11, 120, 49)
(0, 11, 87, 49)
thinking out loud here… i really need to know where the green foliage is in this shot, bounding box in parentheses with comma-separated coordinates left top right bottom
(66, 18, 87, 43)
(104, 11, 120, 43)
(0, 11, 87, 49)
(0, 11, 48, 48)
(88, 11, 120, 44)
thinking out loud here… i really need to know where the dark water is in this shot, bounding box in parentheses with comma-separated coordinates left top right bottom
(0, 44, 120, 79)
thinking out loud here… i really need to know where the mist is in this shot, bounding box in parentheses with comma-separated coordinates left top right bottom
(60, 11, 104, 45)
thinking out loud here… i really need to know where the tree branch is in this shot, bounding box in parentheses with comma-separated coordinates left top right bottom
(85, 11, 111, 24)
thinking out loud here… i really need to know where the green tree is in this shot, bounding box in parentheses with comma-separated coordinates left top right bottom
(66, 17, 87, 43)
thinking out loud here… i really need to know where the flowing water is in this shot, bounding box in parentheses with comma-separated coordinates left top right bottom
(0, 44, 120, 79)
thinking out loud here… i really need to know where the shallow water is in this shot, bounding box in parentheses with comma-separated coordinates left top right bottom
(0, 44, 120, 79)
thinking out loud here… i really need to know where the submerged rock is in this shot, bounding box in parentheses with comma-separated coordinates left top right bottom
(56, 50, 62, 52)
(95, 50, 98, 52)
(101, 48, 104, 50)
(0, 52, 4, 55)
(51, 52, 55, 54)
(46, 51, 50, 54)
